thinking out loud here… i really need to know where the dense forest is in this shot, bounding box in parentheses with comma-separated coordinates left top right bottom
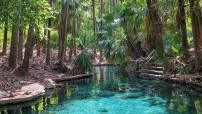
(0, 0, 201, 89)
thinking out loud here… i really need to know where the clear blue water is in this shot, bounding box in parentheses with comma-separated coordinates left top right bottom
(1, 66, 202, 114)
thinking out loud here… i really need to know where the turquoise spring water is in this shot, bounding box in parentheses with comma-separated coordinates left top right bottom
(1, 66, 202, 114)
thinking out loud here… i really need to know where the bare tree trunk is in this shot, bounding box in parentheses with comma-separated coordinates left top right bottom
(21, 20, 34, 74)
(189, 0, 202, 72)
(63, 33, 67, 60)
(18, 30, 24, 61)
(46, 0, 52, 65)
(99, 0, 103, 63)
(92, 0, 97, 58)
(146, 11, 155, 53)
(42, 29, 46, 53)
(9, 16, 20, 68)
(18, 14, 24, 61)
(73, 0, 77, 57)
(2, 21, 8, 55)
(36, 37, 41, 56)
(146, 0, 164, 56)
(58, 0, 69, 63)
(69, 27, 74, 61)
(29, 36, 34, 58)
(178, 0, 189, 62)
(73, 21, 76, 57)
(36, 20, 41, 57)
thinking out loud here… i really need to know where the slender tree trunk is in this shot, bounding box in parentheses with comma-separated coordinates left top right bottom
(9, 16, 20, 68)
(146, 11, 155, 53)
(46, 18, 51, 65)
(189, 0, 202, 72)
(112, 0, 115, 9)
(18, 31, 24, 61)
(73, 0, 77, 57)
(100, 0, 103, 30)
(29, 37, 34, 58)
(21, 20, 34, 74)
(146, 0, 164, 56)
(2, 21, 8, 55)
(58, 0, 69, 63)
(46, 0, 52, 65)
(36, 37, 41, 56)
(73, 22, 76, 57)
(36, 20, 41, 57)
(99, 0, 103, 63)
(92, 0, 97, 58)
(42, 29, 47, 53)
(69, 25, 73, 61)
(18, 14, 23, 61)
(110, 0, 113, 13)
(63, 32, 67, 60)
(178, 0, 189, 62)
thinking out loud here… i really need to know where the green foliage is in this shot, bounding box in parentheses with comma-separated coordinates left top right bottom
(77, 30, 95, 50)
(77, 32, 91, 51)
(74, 30, 93, 73)
(74, 51, 92, 73)
(97, 40, 113, 59)
(164, 33, 185, 55)
(0, 28, 11, 46)
(104, 13, 114, 23)
(50, 30, 58, 48)
(110, 46, 126, 64)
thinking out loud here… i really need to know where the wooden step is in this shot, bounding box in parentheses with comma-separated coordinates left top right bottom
(151, 63, 163, 67)
(140, 69, 163, 75)
(139, 73, 162, 78)
(149, 66, 164, 71)
(146, 70, 163, 75)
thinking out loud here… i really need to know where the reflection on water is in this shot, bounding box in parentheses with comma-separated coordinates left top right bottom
(1, 66, 202, 114)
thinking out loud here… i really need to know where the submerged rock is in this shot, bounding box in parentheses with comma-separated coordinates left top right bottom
(97, 91, 115, 98)
(98, 108, 108, 113)
(120, 94, 141, 100)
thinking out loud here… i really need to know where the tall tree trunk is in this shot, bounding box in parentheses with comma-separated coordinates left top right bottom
(69, 25, 73, 61)
(146, 11, 155, 53)
(2, 21, 8, 55)
(146, 0, 164, 57)
(99, 0, 103, 63)
(18, 15, 24, 61)
(110, 0, 113, 13)
(36, 37, 41, 56)
(46, 0, 52, 65)
(73, 0, 77, 57)
(92, 0, 97, 58)
(110, 0, 115, 37)
(36, 20, 41, 57)
(58, 0, 69, 63)
(178, 0, 189, 62)
(21, 20, 34, 74)
(9, 16, 20, 68)
(73, 21, 77, 57)
(42, 29, 47, 53)
(29, 36, 34, 58)
(189, 0, 202, 72)
(18, 30, 24, 61)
